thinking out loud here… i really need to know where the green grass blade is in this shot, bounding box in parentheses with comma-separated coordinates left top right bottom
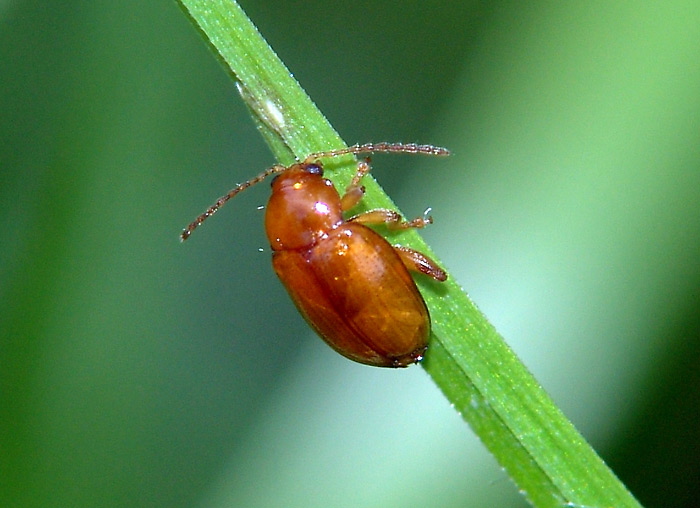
(176, 1, 643, 506)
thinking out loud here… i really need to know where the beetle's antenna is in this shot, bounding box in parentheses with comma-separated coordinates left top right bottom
(182, 143, 450, 241)
(181, 163, 286, 241)
(305, 142, 450, 162)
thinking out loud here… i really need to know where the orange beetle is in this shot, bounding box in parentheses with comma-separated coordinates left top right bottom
(182, 143, 448, 367)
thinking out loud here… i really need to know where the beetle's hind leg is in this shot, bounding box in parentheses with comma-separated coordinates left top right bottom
(347, 208, 444, 280)
(392, 246, 447, 282)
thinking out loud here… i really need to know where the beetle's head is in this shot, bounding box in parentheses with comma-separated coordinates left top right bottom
(265, 162, 343, 251)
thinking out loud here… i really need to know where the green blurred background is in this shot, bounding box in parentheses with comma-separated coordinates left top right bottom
(2, 1, 699, 507)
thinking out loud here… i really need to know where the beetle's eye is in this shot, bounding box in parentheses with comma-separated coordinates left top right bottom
(306, 163, 323, 176)
(270, 174, 280, 187)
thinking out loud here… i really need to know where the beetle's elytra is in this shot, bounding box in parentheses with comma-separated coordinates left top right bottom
(182, 143, 448, 367)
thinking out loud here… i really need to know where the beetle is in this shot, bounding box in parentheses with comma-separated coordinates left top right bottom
(181, 142, 448, 367)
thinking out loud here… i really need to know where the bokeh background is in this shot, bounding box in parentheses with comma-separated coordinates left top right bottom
(2, 1, 700, 507)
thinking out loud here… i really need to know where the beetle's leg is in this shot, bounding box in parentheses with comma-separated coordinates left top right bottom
(350, 158, 373, 187)
(347, 208, 433, 230)
(340, 157, 444, 281)
(393, 246, 447, 282)
(340, 159, 372, 211)
(340, 185, 365, 211)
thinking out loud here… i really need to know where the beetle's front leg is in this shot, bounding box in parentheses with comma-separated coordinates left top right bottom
(339, 159, 372, 212)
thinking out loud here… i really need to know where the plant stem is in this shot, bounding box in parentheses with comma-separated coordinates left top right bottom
(177, 1, 643, 506)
